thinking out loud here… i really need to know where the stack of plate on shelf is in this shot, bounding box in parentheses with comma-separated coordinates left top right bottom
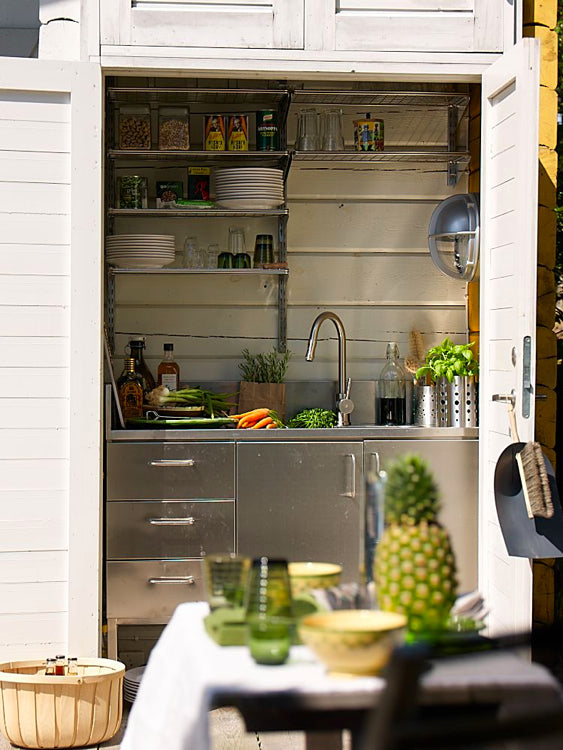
(214, 168, 284, 209)
(105, 234, 176, 269)
(123, 665, 145, 704)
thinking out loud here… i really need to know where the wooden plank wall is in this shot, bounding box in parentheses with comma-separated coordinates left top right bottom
(111, 86, 469, 390)
(0, 90, 71, 658)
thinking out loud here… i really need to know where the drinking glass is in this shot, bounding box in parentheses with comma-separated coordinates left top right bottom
(218, 252, 234, 268)
(245, 557, 294, 665)
(203, 554, 251, 611)
(234, 253, 251, 268)
(321, 108, 345, 151)
(253, 234, 274, 267)
(182, 236, 198, 268)
(296, 108, 319, 151)
(207, 243, 220, 269)
(228, 227, 246, 256)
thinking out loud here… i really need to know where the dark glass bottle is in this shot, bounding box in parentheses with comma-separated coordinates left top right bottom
(128, 338, 155, 394)
(117, 357, 144, 420)
(377, 342, 407, 426)
(157, 343, 180, 391)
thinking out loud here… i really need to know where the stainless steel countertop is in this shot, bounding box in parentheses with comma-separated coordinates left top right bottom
(107, 425, 478, 442)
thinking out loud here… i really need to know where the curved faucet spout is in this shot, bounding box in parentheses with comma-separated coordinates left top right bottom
(305, 311, 353, 426)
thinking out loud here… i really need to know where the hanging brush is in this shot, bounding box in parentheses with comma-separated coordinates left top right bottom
(507, 401, 553, 519)
(405, 329, 425, 378)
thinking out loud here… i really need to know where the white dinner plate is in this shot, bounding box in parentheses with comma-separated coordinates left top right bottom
(106, 234, 175, 241)
(215, 198, 284, 209)
(105, 240, 176, 247)
(107, 259, 175, 268)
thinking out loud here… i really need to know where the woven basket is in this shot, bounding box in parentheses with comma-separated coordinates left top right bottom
(0, 658, 124, 749)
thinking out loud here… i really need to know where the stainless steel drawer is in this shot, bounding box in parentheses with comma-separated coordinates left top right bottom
(106, 560, 205, 619)
(106, 442, 235, 500)
(106, 500, 235, 560)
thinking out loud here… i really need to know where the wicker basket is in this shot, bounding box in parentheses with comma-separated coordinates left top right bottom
(0, 658, 125, 749)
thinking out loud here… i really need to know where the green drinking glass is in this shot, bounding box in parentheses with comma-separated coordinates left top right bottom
(203, 554, 251, 611)
(245, 557, 294, 665)
(217, 252, 234, 268)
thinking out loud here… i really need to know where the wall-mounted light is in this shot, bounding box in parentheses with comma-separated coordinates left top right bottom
(428, 193, 479, 282)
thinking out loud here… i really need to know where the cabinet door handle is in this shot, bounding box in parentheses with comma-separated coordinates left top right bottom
(342, 453, 356, 499)
(148, 517, 195, 526)
(367, 451, 380, 477)
(148, 576, 195, 585)
(148, 459, 195, 467)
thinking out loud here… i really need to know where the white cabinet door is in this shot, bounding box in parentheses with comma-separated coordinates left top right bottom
(306, 0, 503, 53)
(479, 39, 540, 635)
(101, 0, 304, 50)
(0, 59, 102, 657)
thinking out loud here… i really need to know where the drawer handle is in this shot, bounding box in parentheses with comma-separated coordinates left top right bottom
(342, 453, 356, 499)
(149, 459, 195, 467)
(148, 576, 195, 585)
(148, 517, 195, 526)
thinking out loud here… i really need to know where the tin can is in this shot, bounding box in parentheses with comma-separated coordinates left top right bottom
(256, 109, 279, 151)
(204, 114, 226, 151)
(227, 114, 248, 151)
(353, 115, 384, 152)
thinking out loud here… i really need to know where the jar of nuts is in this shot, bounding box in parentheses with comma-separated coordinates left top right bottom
(119, 105, 151, 150)
(158, 106, 190, 150)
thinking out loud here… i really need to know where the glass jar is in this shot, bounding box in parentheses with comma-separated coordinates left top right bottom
(117, 175, 148, 209)
(158, 106, 190, 150)
(119, 105, 151, 150)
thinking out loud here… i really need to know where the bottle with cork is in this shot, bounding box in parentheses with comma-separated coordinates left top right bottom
(117, 358, 144, 420)
(157, 343, 180, 391)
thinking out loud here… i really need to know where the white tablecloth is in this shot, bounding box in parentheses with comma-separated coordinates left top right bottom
(121, 602, 563, 750)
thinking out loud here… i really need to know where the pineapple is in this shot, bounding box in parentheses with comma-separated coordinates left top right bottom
(374, 453, 458, 632)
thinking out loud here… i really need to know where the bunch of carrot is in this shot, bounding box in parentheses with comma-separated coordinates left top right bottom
(230, 408, 284, 429)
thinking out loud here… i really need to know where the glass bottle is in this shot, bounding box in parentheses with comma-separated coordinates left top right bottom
(128, 338, 156, 393)
(67, 657, 78, 675)
(55, 654, 67, 676)
(157, 343, 180, 391)
(117, 358, 144, 420)
(45, 658, 56, 676)
(377, 342, 407, 426)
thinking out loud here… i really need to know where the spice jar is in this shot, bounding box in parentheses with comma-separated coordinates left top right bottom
(119, 105, 151, 150)
(118, 175, 148, 209)
(158, 106, 190, 150)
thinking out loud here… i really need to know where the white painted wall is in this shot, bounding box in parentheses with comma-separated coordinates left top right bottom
(39, 0, 80, 60)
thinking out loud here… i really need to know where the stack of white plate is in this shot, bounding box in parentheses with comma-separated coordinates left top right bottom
(106, 234, 176, 269)
(214, 168, 284, 209)
(123, 665, 145, 704)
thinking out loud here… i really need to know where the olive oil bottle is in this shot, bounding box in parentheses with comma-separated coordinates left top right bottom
(117, 357, 144, 420)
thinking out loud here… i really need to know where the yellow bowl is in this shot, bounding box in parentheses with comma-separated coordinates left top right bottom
(288, 562, 342, 595)
(298, 609, 407, 677)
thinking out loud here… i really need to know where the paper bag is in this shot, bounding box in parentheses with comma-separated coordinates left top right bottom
(238, 382, 286, 421)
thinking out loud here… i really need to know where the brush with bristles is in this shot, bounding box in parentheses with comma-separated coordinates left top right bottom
(405, 329, 425, 378)
(508, 402, 554, 519)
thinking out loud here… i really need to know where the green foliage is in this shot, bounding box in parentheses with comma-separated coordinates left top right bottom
(238, 348, 291, 383)
(287, 408, 337, 428)
(415, 337, 478, 383)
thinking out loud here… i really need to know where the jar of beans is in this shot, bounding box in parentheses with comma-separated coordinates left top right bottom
(158, 106, 190, 150)
(119, 105, 151, 150)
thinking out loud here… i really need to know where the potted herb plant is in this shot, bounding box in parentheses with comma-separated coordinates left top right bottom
(415, 338, 479, 427)
(238, 348, 291, 420)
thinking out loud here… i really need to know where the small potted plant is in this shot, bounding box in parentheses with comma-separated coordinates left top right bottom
(238, 348, 291, 421)
(415, 338, 478, 427)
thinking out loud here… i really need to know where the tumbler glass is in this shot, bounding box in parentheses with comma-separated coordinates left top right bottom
(245, 557, 294, 665)
(321, 108, 345, 151)
(234, 253, 251, 268)
(203, 554, 251, 611)
(217, 251, 234, 268)
(228, 227, 246, 256)
(253, 234, 274, 267)
(182, 236, 198, 268)
(296, 109, 319, 151)
(207, 243, 221, 269)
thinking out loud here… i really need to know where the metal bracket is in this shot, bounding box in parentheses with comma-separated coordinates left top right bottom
(447, 161, 459, 186)
(522, 335, 532, 418)
(106, 270, 115, 351)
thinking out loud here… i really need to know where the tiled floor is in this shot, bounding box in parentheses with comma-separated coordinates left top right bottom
(0, 705, 306, 749)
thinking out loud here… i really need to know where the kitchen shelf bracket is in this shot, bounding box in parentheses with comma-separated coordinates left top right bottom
(447, 161, 459, 187)
(106, 271, 116, 350)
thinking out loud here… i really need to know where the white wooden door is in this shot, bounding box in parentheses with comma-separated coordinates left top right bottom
(0, 59, 102, 657)
(479, 38, 540, 635)
(100, 0, 304, 50)
(306, 0, 503, 53)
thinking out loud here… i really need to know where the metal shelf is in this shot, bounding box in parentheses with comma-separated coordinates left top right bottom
(109, 149, 290, 168)
(107, 87, 290, 106)
(108, 208, 288, 218)
(291, 89, 469, 108)
(292, 149, 469, 164)
(107, 268, 288, 276)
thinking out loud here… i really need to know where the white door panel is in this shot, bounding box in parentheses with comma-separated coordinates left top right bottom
(0, 58, 102, 657)
(479, 38, 540, 634)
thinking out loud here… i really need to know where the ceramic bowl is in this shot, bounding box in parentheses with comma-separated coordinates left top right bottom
(298, 609, 407, 676)
(288, 562, 342, 595)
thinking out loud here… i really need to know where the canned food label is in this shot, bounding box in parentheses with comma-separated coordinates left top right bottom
(204, 115, 226, 151)
(353, 118, 384, 152)
(256, 109, 279, 151)
(227, 115, 248, 151)
(188, 167, 210, 201)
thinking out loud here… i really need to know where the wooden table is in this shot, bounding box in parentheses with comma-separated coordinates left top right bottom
(120, 602, 563, 750)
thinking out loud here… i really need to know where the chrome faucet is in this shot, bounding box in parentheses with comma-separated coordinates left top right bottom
(305, 311, 354, 427)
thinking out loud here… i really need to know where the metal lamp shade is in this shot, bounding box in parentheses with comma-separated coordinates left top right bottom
(428, 193, 479, 281)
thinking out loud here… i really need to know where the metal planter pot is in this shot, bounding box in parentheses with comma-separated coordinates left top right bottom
(413, 385, 437, 427)
(435, 376, 478, 427)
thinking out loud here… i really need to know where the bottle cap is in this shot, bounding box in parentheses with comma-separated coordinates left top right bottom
(164, 343, 173, 351)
